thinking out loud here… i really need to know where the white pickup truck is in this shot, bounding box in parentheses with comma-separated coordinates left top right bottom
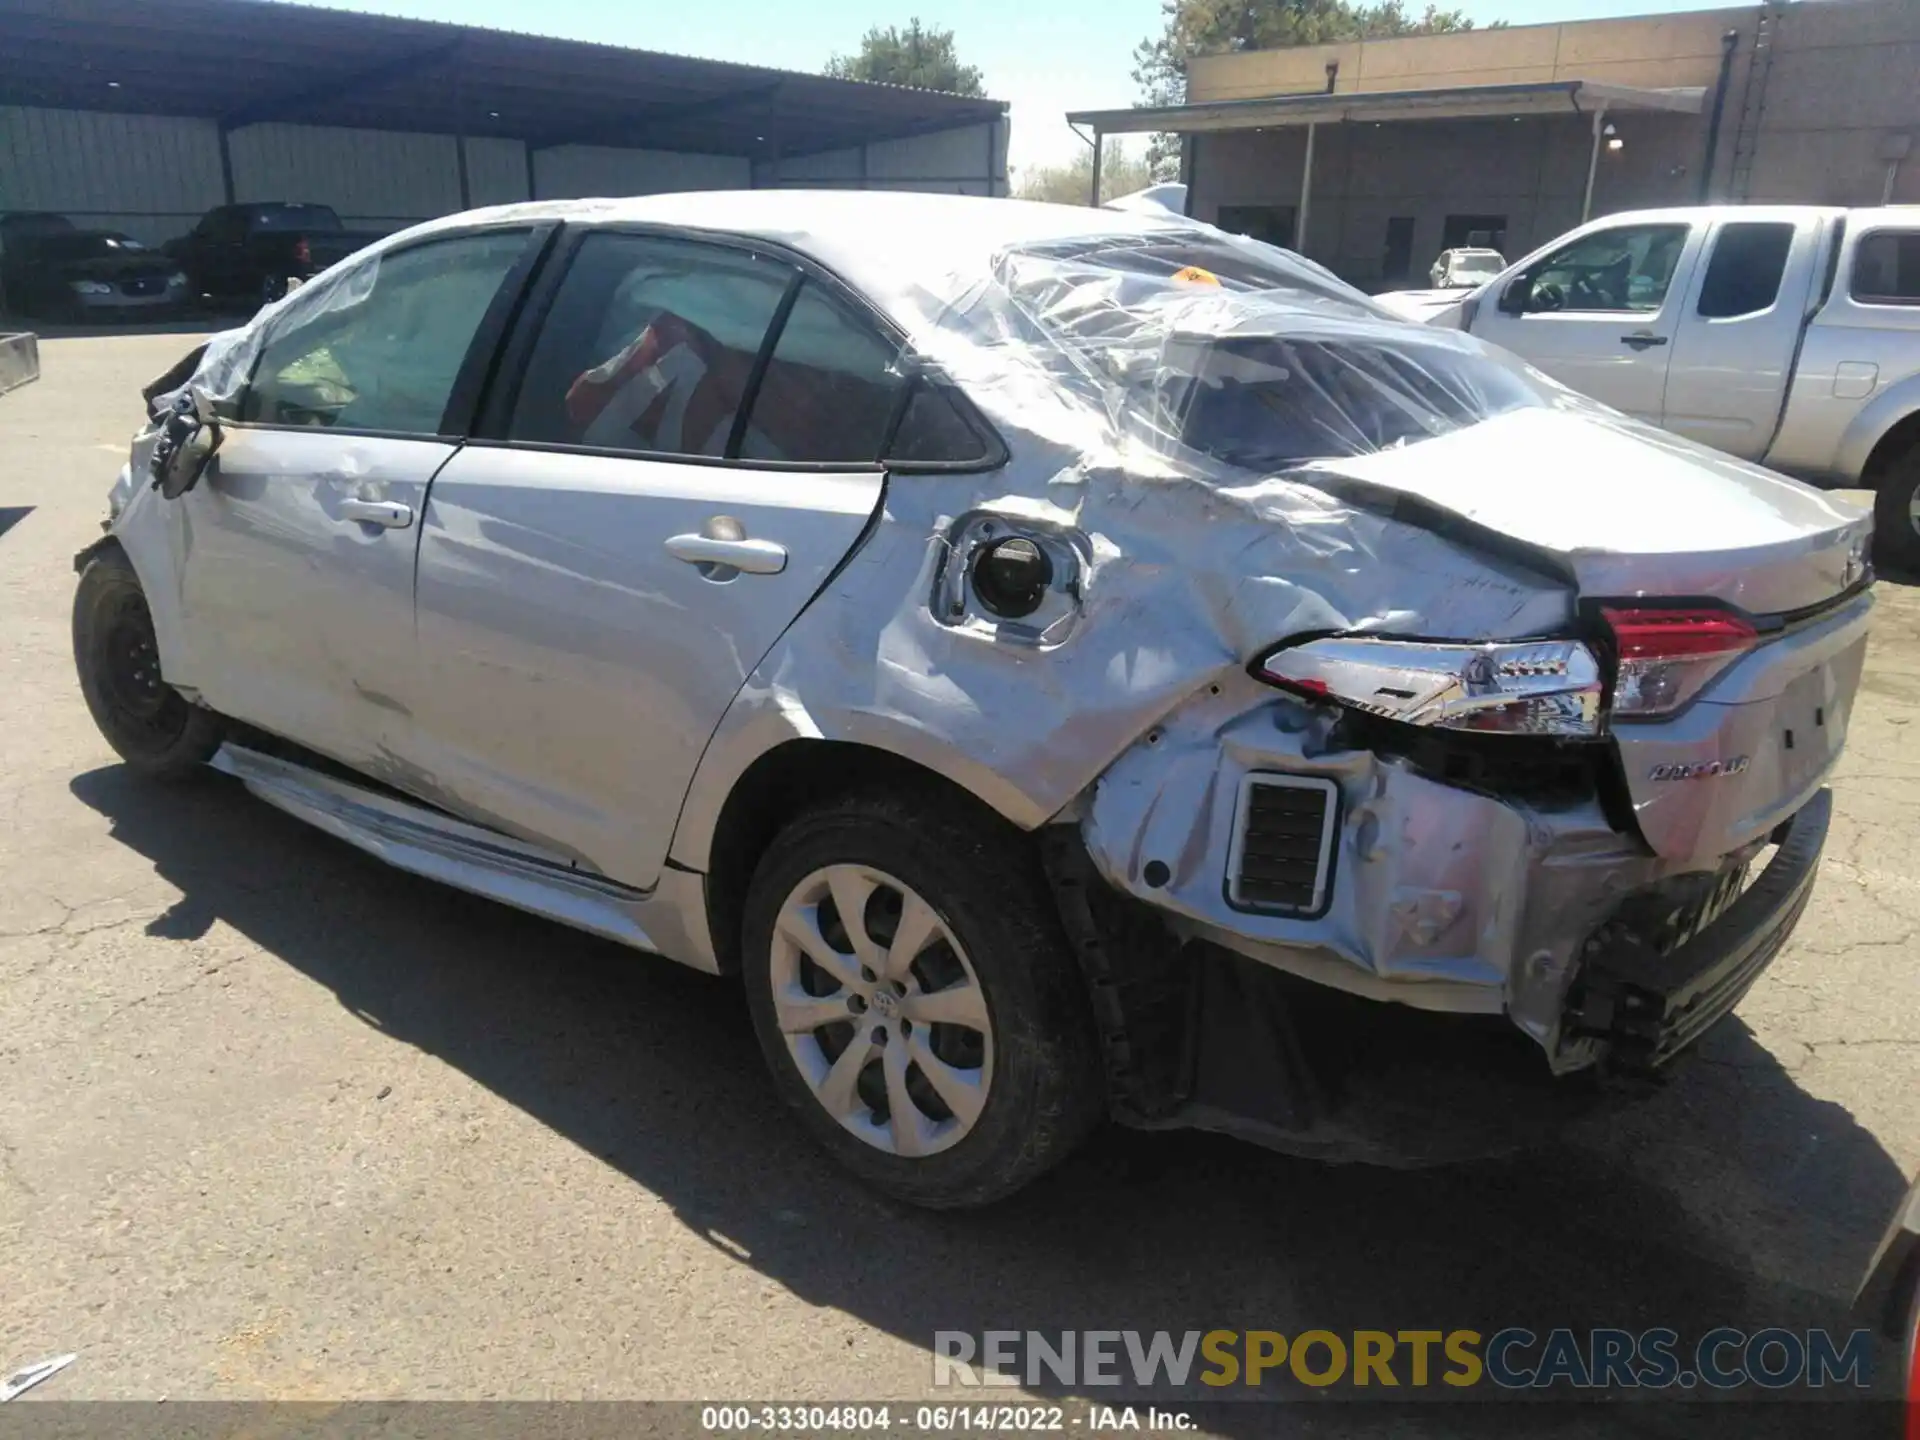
(1405, 206, 1920, 567)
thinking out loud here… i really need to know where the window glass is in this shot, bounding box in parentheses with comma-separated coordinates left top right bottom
(739, 280, 906, 463)
(1852, 230, 1920, 305)
(241, 230, 527, 433)
(887, 380, 991, 466)
(1522, 224, 1689, 313)
(1697, 221, 1794, 318)
(509, 232, 793, 457)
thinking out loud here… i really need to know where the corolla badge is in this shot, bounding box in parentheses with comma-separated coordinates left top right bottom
(1649, 757, 1751, 781)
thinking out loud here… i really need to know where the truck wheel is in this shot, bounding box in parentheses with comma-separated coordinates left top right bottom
(72, 547, 224, 778)
(1872, 446, 1920, 573)
(741, 787, 1104, 1208)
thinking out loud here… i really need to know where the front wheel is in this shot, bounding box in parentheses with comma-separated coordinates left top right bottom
(72, 547, 224, 778)
(1872, 445, 1920, 573)
(741, 788, 1103, 1208)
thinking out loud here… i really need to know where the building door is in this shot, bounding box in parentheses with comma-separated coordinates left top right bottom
(1381, 217, 1415, 284)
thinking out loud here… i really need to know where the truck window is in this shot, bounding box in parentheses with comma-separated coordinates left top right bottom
(1852, 230, 1920, 305)
(1697, 221, 1794, 318)
(1520, 223, 1688, 314)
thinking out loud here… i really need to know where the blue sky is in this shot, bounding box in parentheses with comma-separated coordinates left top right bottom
(318, 0, 1725, 172)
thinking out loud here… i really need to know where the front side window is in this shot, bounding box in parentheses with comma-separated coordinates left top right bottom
(739, 281, 906, 464)
(1852, 230, 1920, 305)
(509, 232, 794, 458)
(240, 229, 529, 433)
(1697, 221, 1794, 318)
(1521, 224, 1689, 313)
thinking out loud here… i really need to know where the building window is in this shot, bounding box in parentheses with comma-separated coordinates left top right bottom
(1852, 230, 1920, 305)
(1442, 214, 1507, 253)
(1217, 205, 1296, 249)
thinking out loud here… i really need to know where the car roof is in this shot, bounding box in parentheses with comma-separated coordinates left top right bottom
(400, 190, 1201, 331)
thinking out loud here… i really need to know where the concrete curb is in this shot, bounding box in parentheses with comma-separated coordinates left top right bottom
(0, 331, 40, 395)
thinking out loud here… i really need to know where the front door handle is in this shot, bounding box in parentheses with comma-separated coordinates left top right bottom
(338, 497, 413, 530)
(664, 533, 787, 575)
(1620, 332, 1669, 350)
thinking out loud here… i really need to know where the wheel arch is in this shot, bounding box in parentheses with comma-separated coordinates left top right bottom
(1837, 380, 1920, 485)
(693, 736, 1048, 976)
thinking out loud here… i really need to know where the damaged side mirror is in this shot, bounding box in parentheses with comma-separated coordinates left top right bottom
(148, 386, 223, 501)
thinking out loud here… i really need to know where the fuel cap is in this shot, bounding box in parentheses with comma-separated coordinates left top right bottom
(970, 536, 1054, 619)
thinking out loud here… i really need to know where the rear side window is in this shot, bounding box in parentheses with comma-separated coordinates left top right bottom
(1852, 230, 1920, 305)
(1697, 221, 1794, 318)
(739, 281, 906, 464)
(508, 231, 793, 458)
(887, 380, 993, 467)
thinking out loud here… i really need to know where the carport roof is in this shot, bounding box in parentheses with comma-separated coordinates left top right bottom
(0, 0, 1007, 158)
(1068, 79, 1705, 133)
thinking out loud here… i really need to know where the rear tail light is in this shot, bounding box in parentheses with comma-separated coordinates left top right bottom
(1256, 636, 1602, 737)
(1601, 607, 1757, 720)
(293, 237, 312, 265)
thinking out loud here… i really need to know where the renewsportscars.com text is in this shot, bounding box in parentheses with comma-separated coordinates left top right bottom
(932, 1328, 1877, 1392)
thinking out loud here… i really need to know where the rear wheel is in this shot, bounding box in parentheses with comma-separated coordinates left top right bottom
(741, 787, 1103, 1208)
(1872, 444, 1920, 573)
(72, 548, 223, 778)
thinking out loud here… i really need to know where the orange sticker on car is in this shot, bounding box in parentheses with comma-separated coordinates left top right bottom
(1172, 265, 1222, 287)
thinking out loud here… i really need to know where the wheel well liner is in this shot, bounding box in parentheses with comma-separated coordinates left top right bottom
(702, 739, 1016, 975)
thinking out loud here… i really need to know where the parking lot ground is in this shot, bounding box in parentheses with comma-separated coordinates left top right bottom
(0, 331, 1916, 1432)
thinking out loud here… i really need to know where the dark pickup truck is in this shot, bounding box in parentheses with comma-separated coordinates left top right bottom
(163, 202, 387, 311)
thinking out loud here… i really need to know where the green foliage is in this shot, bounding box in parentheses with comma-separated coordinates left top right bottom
(826, 18, 986, 97)
(1133, 1, 1482, 167)
(1014, 142, 1157, 207)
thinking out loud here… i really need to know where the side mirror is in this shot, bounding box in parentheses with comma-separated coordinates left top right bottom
(149, 387, 223, 500)
(1497, 278, 1530, 315)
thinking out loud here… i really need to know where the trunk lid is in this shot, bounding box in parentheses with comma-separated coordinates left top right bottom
(1308, 405, 1870, 618)
(1309, 406, 1873, 861)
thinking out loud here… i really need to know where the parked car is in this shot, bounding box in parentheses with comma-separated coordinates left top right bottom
(1855, 1172, 1919, 1414)
(0, 227, 189, 321)
(163, 202, 387, 310)
(1390, 206, 1920, 567)
(1, 211, 75, 313)
(75, 193, 1871, 1206)
(1429, 245, 1505, 289)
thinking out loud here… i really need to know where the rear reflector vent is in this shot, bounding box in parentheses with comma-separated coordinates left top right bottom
(1228, 774, 1339, 916)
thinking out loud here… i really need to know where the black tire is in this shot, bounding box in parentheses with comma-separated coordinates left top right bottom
(72, 547, 224, 778)
(1872, 445, 1920, 574)
(742, 786, 1104, 1208)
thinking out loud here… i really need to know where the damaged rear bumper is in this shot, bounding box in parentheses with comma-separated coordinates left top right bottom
(1564, 788, 1829, 1072)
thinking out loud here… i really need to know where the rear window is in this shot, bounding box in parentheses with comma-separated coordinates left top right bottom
(1852, 230, 1920, 305)
(253, 204, 343, 232)
(1697, 221, 1794, 318)
(994, 230, 1536, 468)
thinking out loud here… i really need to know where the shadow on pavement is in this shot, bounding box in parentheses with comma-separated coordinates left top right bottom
(0, 310, 242, 340)
(71, 764, 1911, 1437)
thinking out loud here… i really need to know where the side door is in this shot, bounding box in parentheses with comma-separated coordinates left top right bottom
(407, 227, 904, 890)
(178, 226, 543, 771)
(1660, 214, 1824, 460)
(197, 207, 248, 297)
(1470, 219, 1701, 421)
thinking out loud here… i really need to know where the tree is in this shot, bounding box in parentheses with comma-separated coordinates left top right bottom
(826, 19, 985, 97)
(1014, 141, 1155, 206)
(1133, 1, 1481, 168)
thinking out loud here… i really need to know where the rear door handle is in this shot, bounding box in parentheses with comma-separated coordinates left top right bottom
(1620, 332, 1669, 350)
(664, 534, 787, 575)
(338, 497, 413, 529)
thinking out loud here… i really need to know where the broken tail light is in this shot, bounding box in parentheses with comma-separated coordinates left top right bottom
(1601, 607, 1757, 720)
(1256, 636, 1603, 737)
